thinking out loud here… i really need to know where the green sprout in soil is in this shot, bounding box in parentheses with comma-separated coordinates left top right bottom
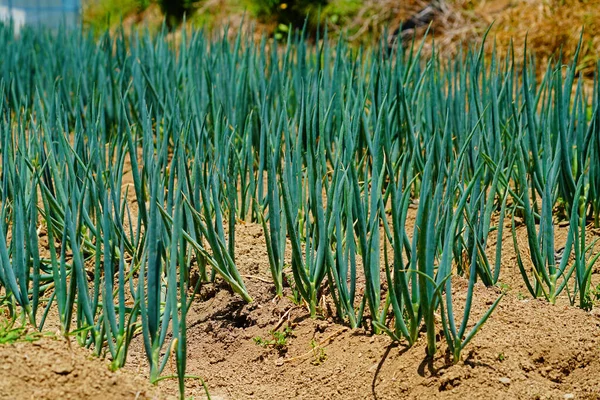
(581, 284, 600, 311)
(284, 272, 303, 306)
(496, 282, 511, 294)
(310, 339, 327, 365)
(253, 326, 295, 351)
(0, 301, 52, 345)
(0, 318, 52, 345)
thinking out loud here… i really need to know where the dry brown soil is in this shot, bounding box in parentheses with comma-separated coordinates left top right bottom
(0, 336, 162, 399)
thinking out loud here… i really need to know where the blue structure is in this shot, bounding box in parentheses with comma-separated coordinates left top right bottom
(0, 0, 81, 32)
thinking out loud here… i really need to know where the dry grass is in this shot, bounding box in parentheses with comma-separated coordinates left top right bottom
(485, 0, 600, 74)
(84, 0, 600, 72)
(409, 0, 600, 72)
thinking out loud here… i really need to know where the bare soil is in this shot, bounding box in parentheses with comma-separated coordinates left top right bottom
(0, 336, 163, 399)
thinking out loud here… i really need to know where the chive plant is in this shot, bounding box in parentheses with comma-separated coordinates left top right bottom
(0, 21, 599, 398)
(570, 177, 600, 309)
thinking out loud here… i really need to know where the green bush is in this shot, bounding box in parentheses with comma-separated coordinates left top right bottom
(321, 0, 361, 26)
(248, 0, 327, 28)
(83, 0, 142, 31)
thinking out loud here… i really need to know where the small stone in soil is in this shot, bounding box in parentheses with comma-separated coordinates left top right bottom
(498, 377, 511, 385)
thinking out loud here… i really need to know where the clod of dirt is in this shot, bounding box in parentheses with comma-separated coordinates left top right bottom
(52, 362, 74, 375)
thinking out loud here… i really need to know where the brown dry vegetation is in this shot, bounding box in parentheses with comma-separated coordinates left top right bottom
(89, 0, 600, 70)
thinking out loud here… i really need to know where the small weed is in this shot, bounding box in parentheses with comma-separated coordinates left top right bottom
(581, 283, 600, 311)
(310, 339, 327, 365)
(497, 352, 505, 362)
(0, 318, 51, 345)
(0, 301, 50, 345)
(253, 325, 295, 352)
(517, 292, 526, 300)
(284, 272, 303, 306)
(590, 284, 600, 301)
(581, 295, 593, 311)
(289, 288, 303, 306)
(496, 282, 511, 294)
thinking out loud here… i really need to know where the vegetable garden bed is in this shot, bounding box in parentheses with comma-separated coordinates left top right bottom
(0, 22, 599, 399)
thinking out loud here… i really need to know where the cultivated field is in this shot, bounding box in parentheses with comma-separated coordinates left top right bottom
(0, 22, 600, 399)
